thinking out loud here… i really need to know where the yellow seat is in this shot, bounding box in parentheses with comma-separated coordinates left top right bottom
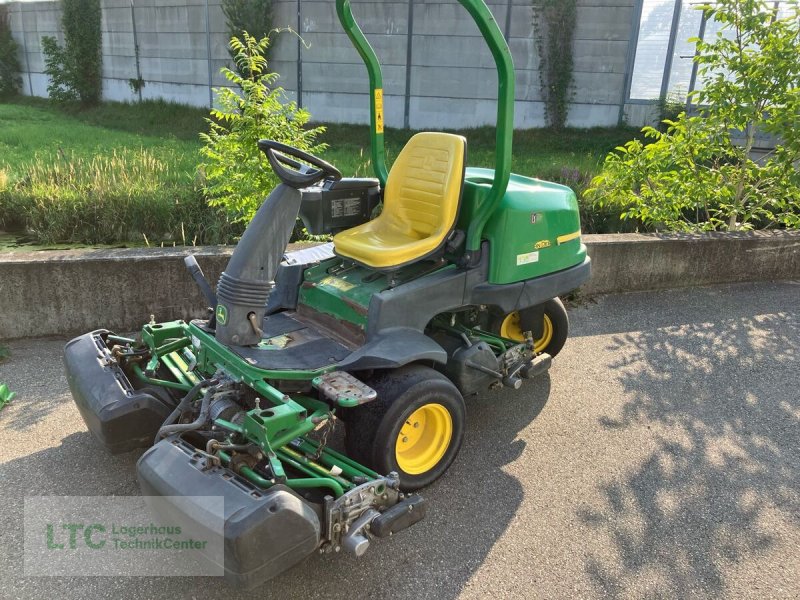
(333, 132, 466, 269)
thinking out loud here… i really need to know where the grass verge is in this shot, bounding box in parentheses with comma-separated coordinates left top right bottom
(0, 97, 640, 245)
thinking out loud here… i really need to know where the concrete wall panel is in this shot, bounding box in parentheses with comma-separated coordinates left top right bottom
(7, 0, 638, 126)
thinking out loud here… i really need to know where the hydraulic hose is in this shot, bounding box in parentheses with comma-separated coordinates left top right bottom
(154, 378, 218, 443)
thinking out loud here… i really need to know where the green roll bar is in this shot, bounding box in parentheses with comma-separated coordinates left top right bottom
(335, 0, 515, 253)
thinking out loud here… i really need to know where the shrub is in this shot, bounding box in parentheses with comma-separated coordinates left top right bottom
(41, 0, 102, 104)
(586, 0, 800, 232)
(0, 5, 21, 98)
(532, 0, 577, 129)
(200, 32, 326, 224)
(0, 149, 238, 245)
(222, 0, 274, 49)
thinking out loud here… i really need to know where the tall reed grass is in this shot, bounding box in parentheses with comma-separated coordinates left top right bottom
(0, 148, 240, 244)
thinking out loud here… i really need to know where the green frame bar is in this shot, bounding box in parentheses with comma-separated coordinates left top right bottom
(335, 0, 515, 252)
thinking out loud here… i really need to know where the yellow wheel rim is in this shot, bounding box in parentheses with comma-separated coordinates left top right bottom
(395, 403, 453, 475)
(500, 312, 554, 353)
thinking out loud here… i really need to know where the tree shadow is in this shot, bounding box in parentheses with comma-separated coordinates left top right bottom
(2, 374, 551, 599)
(0, 339, 69, 432)
(578, 301, 799, 596)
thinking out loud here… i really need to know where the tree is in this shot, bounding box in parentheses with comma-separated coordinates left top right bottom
(199, 33, 326, 224)
(0, 5, 21, 98)
(41, 0, 102, 104)
(586, 0, 800, 232)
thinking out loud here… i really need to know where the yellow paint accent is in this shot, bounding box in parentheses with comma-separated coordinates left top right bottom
(556, 230, 581, 245)
(500, 312, 554, 354)
(534, 239, 551, 250)
(319, 276, 356, 292)
(333, 132, 466, 269)
(395, 403, 453, 475)
(374, 88, 384, 134)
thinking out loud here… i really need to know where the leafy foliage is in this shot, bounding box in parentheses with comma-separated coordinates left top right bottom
(200, 33, 326, 224)
(0, 382, 15, 411)
(532, 0, 577, 129)
(41, 0, 102, 104)
(0, 6, 21, 98)
(222, 0, 274, 43)
(586, 0, 800, 231)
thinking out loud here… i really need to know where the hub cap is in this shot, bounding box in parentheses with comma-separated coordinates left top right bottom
(395, 403, 453, 475)
(500, 312, 553, 353)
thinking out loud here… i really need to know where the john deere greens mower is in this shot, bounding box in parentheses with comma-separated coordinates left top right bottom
(64, 0, 589, 587)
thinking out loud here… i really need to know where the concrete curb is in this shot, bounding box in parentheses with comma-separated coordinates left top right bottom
(1, 232, 798, 340)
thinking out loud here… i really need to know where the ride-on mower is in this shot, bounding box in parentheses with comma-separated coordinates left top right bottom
(64, 0, 590, 587)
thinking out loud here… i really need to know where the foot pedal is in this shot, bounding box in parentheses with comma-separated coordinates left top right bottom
(520, 353, 552, 379)
(312, 371, 377, 408)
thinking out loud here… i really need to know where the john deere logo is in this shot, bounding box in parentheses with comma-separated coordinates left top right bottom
(215, 304, 228, 325)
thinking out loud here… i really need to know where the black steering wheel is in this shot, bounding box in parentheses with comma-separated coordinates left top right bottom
(258, 140, 342, 189)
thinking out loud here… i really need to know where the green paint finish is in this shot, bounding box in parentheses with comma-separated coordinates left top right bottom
(297, 260, 385, 329)
(298, 259, 450, 331)
(465, 168, 586, 284)
(336, 0, 388, 187)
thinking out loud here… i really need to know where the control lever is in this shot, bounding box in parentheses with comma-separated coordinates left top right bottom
(184, 255, 218, 327)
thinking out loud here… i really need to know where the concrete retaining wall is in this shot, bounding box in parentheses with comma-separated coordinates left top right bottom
(5, 0, 652, 128)
(1, 232, 798, 340)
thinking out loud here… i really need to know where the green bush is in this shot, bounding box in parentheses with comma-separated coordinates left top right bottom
(42, 0, 102, 104)
(0, 149, 239, 245)
(200, 32, 326, 224)
(0, 5, 21, 98)
(586, 0, 800, 232)
(532, 0, 577, 129)
(222, 0, 274, 51)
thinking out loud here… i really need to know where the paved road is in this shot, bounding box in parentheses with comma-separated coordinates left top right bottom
(1, 282, 798, 599)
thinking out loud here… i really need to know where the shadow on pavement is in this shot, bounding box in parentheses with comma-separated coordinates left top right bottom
(2, 376, 551, 599)
(579, 301, 799, 596)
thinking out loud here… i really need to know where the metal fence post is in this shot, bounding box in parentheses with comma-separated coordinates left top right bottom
(685, 8, 707, 113)
(297, 0, 303, 108)
(503, 0, 512, 40)
(659, 0, 683, 101)
(618, 0, 644, 125)
(205, 0, 213, 108)
(403, 0, 415, 129)
(16, 6, 34, 96)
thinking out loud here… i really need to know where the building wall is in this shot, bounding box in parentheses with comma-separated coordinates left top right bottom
(7, 0, 649, 128)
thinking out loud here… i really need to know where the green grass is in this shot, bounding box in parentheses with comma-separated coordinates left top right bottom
(322, 122, 638, 182)
(0, 96, 640, 244)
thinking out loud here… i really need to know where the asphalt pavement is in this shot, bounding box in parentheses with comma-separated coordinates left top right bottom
(1, 281, 798, 599)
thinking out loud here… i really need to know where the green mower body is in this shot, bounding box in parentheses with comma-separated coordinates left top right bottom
(63, 0, 590, 589)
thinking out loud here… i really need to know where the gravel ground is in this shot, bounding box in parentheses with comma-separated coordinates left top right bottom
(1, 281, 798, 599)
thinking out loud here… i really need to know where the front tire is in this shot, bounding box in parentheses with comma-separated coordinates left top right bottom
(492, 297, 569, 357)
(344, 365, 466, 491)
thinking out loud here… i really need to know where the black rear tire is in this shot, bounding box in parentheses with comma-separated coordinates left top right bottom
(344, 364, 466, 491)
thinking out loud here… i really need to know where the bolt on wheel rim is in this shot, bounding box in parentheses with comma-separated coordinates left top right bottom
(395, 403, 453, 475)
(500, 311, 553, 353)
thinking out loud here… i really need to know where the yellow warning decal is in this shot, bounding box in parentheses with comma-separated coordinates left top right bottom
(374, 88, 384, 134)
(557, 230, 581, 245)
(320, 276, 356, 292)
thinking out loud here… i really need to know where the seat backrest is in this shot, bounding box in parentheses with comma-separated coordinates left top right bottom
(383, 132, 466, 238)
